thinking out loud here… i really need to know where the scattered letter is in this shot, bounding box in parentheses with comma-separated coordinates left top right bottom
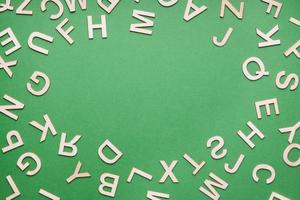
(0, 94, 24, 121)
(237, 121, 264, 149)
(58, 132, 81, 157)
(255, 98, 280, 119)
(183, 0, 207, 22)
(0, 27, 21, 55)
(30, 114, 57, 142)
(252, 164, 276, 184)
(98, 139, 123, 164)
(98, 173, 119, 197)
(207, 136, 227, 160)
(2, 130, 24, 153)
(256, 24, 280, 48)
(87, 15, 107, 39)
(5, 175, 21, 200)
(28, 32, 54, 55)
(66, 161, 91, 183)
(27, 71, 51, 96)
(17, 152, 42, 176)
(159, 160, 179, 183)
(199, 173, 228, 200)
(130, 10, 155, 35)
(220, 0, 244, 19)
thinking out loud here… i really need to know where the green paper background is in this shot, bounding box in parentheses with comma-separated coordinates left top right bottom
(0, 0, 299, 199)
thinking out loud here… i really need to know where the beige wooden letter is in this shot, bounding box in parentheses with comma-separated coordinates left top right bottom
(0, 56, 17, 78)
(252, 164, 276, 184)
(39, 189, 60, 200)
(284, 40, 300, 59)
(97, 0, 120, 13)
(224, 154, 245, 174)
(261, 0, 282, 18)
(183, 153, 206, 175)
(269, 192, 290, 200)
(98, 139, 123, 164)
(87, 15, 107, 39)
(28, 32, 54, 55)
(183, 0, 207, 22)
(237, 121, 264, 149)
(27, 71, 51, 96)
(17, 152, 42, 176)
(275, 71, 298, 91)
(0, 0, 13, 13)
(212, 27, 233, 47)
(220, 0, 244, 19)
(242, 57, 269, 81)
(98, 173, 119, 197)
(279, 121, 300, 144)
(5, 175, 21, 200)
(127, 167, 153, 182)
(16, 0, 33, 15)
(159, 160, 178, 183)
(147, 191, 170, 199)
(255, 98, 279, 119)
(256, 24, 280, 48)
(30, 114, 57, 142)
(66, 161, 91, 183)
(283, 143, 300, 167)
(58, 132, 81, 157)
(56, 18, 74, 44)
(41, 0, 64, 20)
(130, 10, 155, 35)
(65, 0, 87, 12)
(2, 130, 24, 153)
(0, 94, 24, 121)
(199, 173, 228, 200)
(0, 28, 21, 55)
(158, 0, 177, 7)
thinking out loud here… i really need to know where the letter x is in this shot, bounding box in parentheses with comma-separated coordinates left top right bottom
(159, 160, 178, 183)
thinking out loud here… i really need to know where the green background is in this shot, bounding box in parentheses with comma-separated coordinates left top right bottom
(0, 0, 299, 199)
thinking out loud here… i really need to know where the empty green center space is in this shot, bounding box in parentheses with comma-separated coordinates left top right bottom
(0, 1, 300, 200)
